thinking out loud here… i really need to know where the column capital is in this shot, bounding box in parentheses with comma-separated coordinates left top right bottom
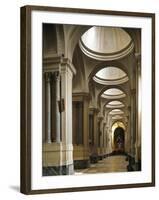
(43, 55, 76, 75)
(61, 58, 76, 75)
(98, 113, 104, 121)
(44, 72, 51, 82)
(89, 107, 100, 114)
(52, 71, 60, 81)
(72, 92, 90, 101)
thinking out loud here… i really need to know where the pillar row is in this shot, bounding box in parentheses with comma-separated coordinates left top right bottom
(44, 71, 61, 144)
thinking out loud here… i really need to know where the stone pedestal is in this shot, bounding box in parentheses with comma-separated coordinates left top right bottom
(42, 143, 74, 175)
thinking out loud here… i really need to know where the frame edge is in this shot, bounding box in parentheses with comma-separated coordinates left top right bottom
(20, 5, 156, 194)
(20, 6, 32, 194)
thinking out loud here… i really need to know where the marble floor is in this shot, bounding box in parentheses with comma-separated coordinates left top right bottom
(75, 155, 129, 174)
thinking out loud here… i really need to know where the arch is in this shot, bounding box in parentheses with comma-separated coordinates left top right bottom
(113, 127, 125, 152)
(112, 120, 126, 129)
(66, 25, 91, 61)
(111, 121, 126, 153)
(72, 45, 86, 92)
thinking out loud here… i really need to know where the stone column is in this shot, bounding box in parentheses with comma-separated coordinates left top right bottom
(72, 93, 90, 169)
(135, 55, 141, 170)
(42, 56, 76, 176)
(93, 108, 99, 154)
(60, 58, 76, 174)
(127, 109, 131, 154)
(42, 73, 45, 143)
(54, 72, 61, 143)
(45, 72, 52, 143)
(104, 125, 108, 155)
(98, 115, 104, 159)
(83, 94, 90, 166)
(89, 107, 99, 163)
(130, 89, 136, 157)
(103, 122, 106, 156)
(127, 89, 137, 171)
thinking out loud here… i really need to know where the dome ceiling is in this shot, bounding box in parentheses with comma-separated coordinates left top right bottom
(101, 88, 126, 99)
(96, 67, 126, 80)
(106, 100, 125, 108)
(109, 109, 124, 115)
(79, 27, 134, 60)
(93, 67, 129, 85)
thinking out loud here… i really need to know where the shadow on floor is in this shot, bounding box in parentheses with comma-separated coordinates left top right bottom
(9, 185, 20, 192)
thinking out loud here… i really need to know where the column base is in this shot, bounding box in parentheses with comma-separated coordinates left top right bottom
(128, 160, 141, 171)
(73, 145, 90, 167)
(43, 164, 74, 176)
(126, 155, 136, 171)
(74, 159, 90, 169)
(90, 154, 99, 163)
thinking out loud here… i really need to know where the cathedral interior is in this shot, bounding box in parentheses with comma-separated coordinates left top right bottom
(42, 24, 141, 176)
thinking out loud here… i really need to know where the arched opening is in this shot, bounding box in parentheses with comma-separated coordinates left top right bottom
(113, 127, 125, 154)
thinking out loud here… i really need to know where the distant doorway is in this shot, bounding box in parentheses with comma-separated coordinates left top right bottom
(114, 127, 125, 153)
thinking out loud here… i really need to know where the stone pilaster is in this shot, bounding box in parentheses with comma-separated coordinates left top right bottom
(45, 72, 52, 143)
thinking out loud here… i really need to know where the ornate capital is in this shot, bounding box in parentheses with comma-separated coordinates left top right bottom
(44, 72, 51, 82)
(53, 71, 60, 81)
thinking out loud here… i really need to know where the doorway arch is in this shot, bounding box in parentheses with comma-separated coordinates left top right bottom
(111, 121, 126, 154)
(113, 127, 125, 153)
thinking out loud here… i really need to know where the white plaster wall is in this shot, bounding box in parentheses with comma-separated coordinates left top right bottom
(0, 0, 158, 200)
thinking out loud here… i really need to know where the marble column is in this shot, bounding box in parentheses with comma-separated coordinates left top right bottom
(45, 72, 52, 143)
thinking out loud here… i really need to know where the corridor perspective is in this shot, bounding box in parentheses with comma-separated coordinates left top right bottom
(75, 155, 128, 174)
(42, 24, 141, 176)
